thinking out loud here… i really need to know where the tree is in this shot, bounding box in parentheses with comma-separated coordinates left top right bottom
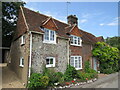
(2, 2, 25, 47)
(105, 36, 120, 50)
(92, 42, 119, 74)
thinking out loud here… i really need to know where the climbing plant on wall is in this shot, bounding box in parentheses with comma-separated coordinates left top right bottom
(92, 42, 119, 74)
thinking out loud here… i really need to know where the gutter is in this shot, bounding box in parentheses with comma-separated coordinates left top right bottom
(28, 31, 32, 77)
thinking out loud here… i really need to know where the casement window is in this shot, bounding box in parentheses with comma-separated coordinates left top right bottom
(21, 35, 25, 45)
(43, 28, 56, 44)
(19, 57, 24, 67)
(70, 35, 82, 46)
(70, 56, 82, 70)
(46, 57, 55, 68)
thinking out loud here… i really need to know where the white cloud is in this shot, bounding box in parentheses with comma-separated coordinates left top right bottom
(79, 19, 88, 23)
(99, 23, 105, 26)
(100, 17, 119, 26)
(107, 22, 117, 26)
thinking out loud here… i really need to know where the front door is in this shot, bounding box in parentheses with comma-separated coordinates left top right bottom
(93, 57, 97, 71)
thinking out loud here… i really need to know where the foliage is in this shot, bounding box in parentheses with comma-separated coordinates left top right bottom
(64, 65, 77, 81)
(77, 71, 97, 81)
(92, 42, 120, 74)
(43, 68, 64, 86)
(27, 73, 49, 88)
(2, 2, 25, 47)
(84, 61, 98, 73)
(105, 36, 120, 50)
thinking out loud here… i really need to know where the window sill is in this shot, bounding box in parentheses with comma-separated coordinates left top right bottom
(46, 65, 55, 68)
(19, 65, 24, 67)
(75, 68, 82, 70)
(70, 44, 82, 47)
(43, 41, 56, 44)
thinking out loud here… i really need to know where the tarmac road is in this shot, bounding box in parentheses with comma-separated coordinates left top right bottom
(72, 72, 119, 88)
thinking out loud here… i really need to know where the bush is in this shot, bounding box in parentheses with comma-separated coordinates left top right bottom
(101, 68, 115, 74)
(27, 73, 49, 88)
(77, 71, 97, 81)
(43, 68, 64, 86)
(84, 61, 91, 73)
(77, 72, 89, 81)
(64, 65, 77, 81)
(54, 72, 64, 84)
(84, 61, 97, 73)
(40, 76, 49, 88)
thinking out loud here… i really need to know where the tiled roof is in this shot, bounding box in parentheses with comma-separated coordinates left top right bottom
(14, 6, 104, 43)
(96, 36, 104, 42)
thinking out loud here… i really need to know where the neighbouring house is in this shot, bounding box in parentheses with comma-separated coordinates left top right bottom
(8, 6, 104, 86)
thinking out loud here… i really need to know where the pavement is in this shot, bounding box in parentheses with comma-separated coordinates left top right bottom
(0, 63, 25, 89)
(71, 72, 119, 88)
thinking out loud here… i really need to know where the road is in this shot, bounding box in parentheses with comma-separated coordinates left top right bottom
(72, 72, 119, 88)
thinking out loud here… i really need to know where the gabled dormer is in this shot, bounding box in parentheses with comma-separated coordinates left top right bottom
(42, 17, 58, 31)
(70, 25, 82, 46)
(42, 17, 58, 44)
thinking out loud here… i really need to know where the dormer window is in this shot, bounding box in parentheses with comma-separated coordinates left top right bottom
(70, 35, 82, 46)
(43, 28, 56, 44)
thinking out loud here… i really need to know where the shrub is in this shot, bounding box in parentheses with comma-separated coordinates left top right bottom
(64, 65, 77, 81)
(54, 72, 64, 84)
(77, 71, 89, 81)
(101, 68, 115, 74)
(40, 76, 49, 88)
(84, 61, 98, 74)
(77, 71, 97, 81)
(43, 68, 64, 86)
(27, 73, 49, 88)
(84, 61, 91, 73)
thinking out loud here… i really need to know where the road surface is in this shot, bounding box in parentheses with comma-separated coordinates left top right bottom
(72, 72, 119, 88)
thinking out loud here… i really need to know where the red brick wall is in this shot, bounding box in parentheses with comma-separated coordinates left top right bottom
(70, 45, 82, 56)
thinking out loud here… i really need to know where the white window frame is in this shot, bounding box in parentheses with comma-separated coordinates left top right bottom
(70, 35, 82, 46)
(21, 35, 25, 45)
(70, 56, 82, 70)
(43, 28, 56, 44)
(19, 57, 24, 67)
(46, 57, 55, 68)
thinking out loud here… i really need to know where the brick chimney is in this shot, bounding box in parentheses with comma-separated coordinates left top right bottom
(67, 15, 78, 26)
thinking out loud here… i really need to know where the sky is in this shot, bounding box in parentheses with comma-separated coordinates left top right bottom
(25, 2, 119, 39)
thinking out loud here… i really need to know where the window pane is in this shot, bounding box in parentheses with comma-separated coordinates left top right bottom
(78, 57, 81, 68)
(50, 31, 54, 41)
(74, 37, 77, 44)
(78, 37, 80, 45)
(50, 58, 53, 64)
(70, 36, 73, 44)
(75, 57, 77, 59)
(46, 59, 49, 65)
(45, 29, 49, 40)
(75, 60, 78, 68)
(70, 57, 74, 67)
(22, 58, 24, 65)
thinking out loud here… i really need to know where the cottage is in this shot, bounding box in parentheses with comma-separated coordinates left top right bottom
(8, 6, 104, 85)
